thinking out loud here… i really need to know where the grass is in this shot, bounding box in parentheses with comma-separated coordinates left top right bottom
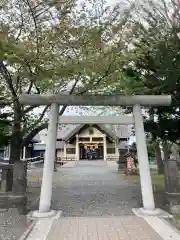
(121, 168, 164, 192)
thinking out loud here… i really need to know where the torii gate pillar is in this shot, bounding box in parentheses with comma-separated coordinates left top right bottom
(39, 103, 59, 215)
(133, 104, 155, 211)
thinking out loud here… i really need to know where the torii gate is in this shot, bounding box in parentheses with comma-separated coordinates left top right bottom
(19, 94, 171, 217)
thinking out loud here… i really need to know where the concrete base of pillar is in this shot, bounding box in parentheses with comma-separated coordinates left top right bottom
(28, 210, 62, 220)
(132, 208, 173, 218)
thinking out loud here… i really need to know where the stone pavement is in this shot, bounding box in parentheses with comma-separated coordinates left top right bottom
(47, 216, 162, 240)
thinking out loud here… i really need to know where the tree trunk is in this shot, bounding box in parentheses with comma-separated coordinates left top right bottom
(162, 140, 169, 162)
(155, 141, 164, 174)
(12, 161, 27, 214)
(8, 101, 22, 190)
(9, 125, 22, 164)
(8, 131, 22, 191)
(7, 101, 22, 191)
(8, 102, 27, 213)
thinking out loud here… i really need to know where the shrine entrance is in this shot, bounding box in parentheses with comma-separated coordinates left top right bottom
(19, 94, 171, 217)
(79, 143, 104, 160)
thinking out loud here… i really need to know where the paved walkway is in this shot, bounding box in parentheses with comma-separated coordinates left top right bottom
(47, 216, 162, 240)
(27, 161, 180, 240)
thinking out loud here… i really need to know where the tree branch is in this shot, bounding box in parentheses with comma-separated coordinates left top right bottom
(15, 2, 24, 41)
(0, 61, 17, 98)
(25, 62, 41, 94)
(22, 122, 47, 147)
(21, 105, 48, 146)
(25, 0, 40, 55)
(27, 81, 34, 94)
(58, 77, 80, 113)
(24, 105, 40, 114)
(22, 76, 80, 145)
(78, 58, 114, 95)
(23, 62, 113, 145)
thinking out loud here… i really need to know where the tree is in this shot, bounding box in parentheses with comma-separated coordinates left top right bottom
(0, 90, 11, 147)
(123, 0, 180, 140)
(0, 0, 134, 197)
(96, 0, 180, 174)
(129, 136, 155, 159)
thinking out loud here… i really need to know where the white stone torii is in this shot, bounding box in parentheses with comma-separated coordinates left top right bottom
(19, 94, 171, 217)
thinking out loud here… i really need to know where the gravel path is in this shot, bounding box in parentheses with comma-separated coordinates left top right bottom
(29, 161, 141, 216)
(51, 161, 141, 216)
(28, 161, 141, 217)
(0, 209, 31, 240)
